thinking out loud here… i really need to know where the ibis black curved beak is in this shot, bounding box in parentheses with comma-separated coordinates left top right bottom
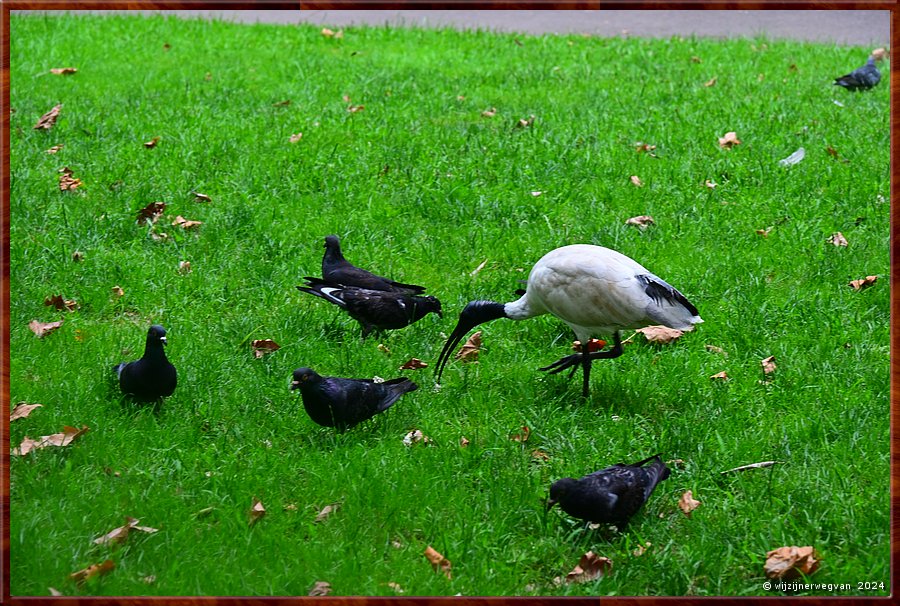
(435, 300, 506, 383)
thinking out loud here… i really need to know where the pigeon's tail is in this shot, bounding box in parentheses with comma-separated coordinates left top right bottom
(113, 362, 126, 378)
(639, 455, 671, 501)
(388, 280, 427, 295)
(297, 278, 347, 308)
(379, 378, 419, 411)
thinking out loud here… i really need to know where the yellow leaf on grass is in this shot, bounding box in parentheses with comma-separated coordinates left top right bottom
(424, 546, 452, 579)
(10, 403, 43, 421)
(69, 559, 115, 585)
(248, 497, 266, 526)
(678, 490, 701, 516)
(13, 425, 88, 456)
(764, 546, 820, 580)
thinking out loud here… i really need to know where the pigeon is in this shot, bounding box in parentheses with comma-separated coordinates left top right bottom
(321, 235, 427, 294)
(114, 325, 177, 402)
(290, 367, 418, 430)
(297, 277, 442, 337)
(834, 56, 881, 91)
(547, 454, 670, 526)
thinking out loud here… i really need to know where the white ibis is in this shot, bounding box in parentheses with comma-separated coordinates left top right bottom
(435, 244, 702, 397)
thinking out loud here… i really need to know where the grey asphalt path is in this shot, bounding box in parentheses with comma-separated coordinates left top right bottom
(36, 9, 889, 47)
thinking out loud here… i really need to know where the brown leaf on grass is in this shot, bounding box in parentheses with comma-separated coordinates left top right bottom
(705, 344, 727, 356)
(704, 179, 717, 189)
(424, 546, 452, 579)
(678, 490, 701, 516)
(559, 551, 612, 584)
(849, 275, 878, 291)
(69, 559, 115, 585)
(309, 581, 332, 596)
(272, 99, 292, 107)
(29, 319, 64, 338)
(46, 144, 64, 154)
(625, 215, 655, 229)
(178, 261, 192, 274)
(315, 503, 340, 523)
(629, 175, 644, 187)
(34, 103, 62, 130)
(691, 56, 702, 63)
(636, 325, 684, 344)
(718, 131, 741, 149)
(111, 285, 125, 298)
(634, 142, 656, 153)
(756, 227, 773, 237)
(454, 331, 482, 362)
(386, 582, 404, 593)
(143, 136, 160, 148)
(761, 355, 777, 375)
(251, 339, 280, 358)
(377, 343, 391, 355)
(72, 251, 84, 262)
(320, 28, 343, 38)
(192, 191, 212, 202)
(515, 115, 535, 128)
(58, 167, 82, 191)
(50, 67, 78, 75)
(141, 576, 156, 585)
(459, 436, 470, 447)
(825, 146, 849, 164)
(709, 371, 729, 380)
(289, 132, 303, 143)
(871, 47, 889, 61)
(399, 358, 428, 370)
(402, 429, 432, 446)
(347, 104, 365, 113)
(248, 497, 266, 526)
(172, 215, 203, 229)
(572, 339, 607, 353)
(137, 201, 166, 225)
(93, 517, 158, 546)
(509, 426, 530, 442)
(764, 546, 820, 580)
(481, 107, 497, 118)
(704, 77, 717, 87)
(11, 403, 43, 421)
(632, 541, 651, 557)
(827, 232, 848, 247)
(531, 449, 550, 461)
(13, 425, 89, 456)
(44, 294, 78, 312)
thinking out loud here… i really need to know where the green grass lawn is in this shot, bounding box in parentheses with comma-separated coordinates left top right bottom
(8, 13, 890, 597)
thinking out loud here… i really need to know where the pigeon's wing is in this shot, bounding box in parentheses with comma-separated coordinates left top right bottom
(340, 290, 419, 329)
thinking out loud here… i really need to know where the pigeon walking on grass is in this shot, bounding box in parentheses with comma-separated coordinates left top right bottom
(114, 325, 177, 402)
(297, 277, 442, 337)
(290, 367, 418, 430)
(547, 454, 670, 526)
(321, 235, 427, 294)
(834, 54, 882, 91)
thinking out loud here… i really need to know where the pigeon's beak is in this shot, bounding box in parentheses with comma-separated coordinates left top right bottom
(290, 380, 300, 390)
(546, 497, 558, 511)
(159, 336, 167, 346)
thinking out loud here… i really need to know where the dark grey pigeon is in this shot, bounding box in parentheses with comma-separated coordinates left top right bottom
(114, 325, 177, 402)
(321, 235, 427, 294)
(290, 367, 417, 431)
(297, 277, 442, 337)
(547, 454, 670, 526)
(834, 56, 881, 91)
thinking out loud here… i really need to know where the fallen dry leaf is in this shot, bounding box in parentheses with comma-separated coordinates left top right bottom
(516, 115, 535, 128)
(320, 28, 343, 38)
(721, 460, 781, 474)
(13, 425, 88, 456)
(704, 179, 717, 189)
(459, 436, 470, 447)
(93, 516, 158, 546)
(825, 146, 850, 164)
(481, 107, 497, 118)
(141, 576, 156, 585)
(11, 403, 43, 421)
(309, 581, 332, 596)
(172, 215, 203, 229)
(678, 490, 701, 516)
(872, 47, 889, 61)
(150, 232, 168, 242)
(709, 371, 729, 380)
(34, 103, 62, 130)
(470, 258, 488, 276)
(49, 587, 63, 596)
(629, 175, 644, 187)
(377, 343, 391, 355)
(192, 191, 212, 202)
(632, 541, 651, 557)
(251, 339, 280, 358)
(531, 449, 550, 461)
(29, 319, 64, 338)
(764, 546, 820, 580)
(347, 105, 365, 113)
(44, 294, 78, 312)
(509, 426, 531, 442)
(424, 546, 452, 579)
(248, 498, 266, 526)
(572, 339, 607, 353)
(559, 551, 612, 584)
(46, 144, 64, 154)
(455, 331, 482, 362)
(273, 99, 291, 107)
(315, 503, 340, 523)
(70, 559, 115, 585)
(137, 201, 166, 225)
(756, 227, 773, 237)
(625, 215, 655, 229)
(849, 275, 878, 291)
(636, 325, 684, 344)
(827, 232, 849, 247)
(761, 355, 777, 375)
(386, 582, 404, 593)
(705, 344, 727, 356)
(691, 55, 702, 63)
(718, 131, 741, 149)
(111, 285, 125, 298)
(50, 67, 77, 75)
(399, 358, 428, 370)
(402, 429, 431, 446)
(178, 260, 192, 274)
(72, 251, 84, 262)
(289, 132, 303, 143)
(704, 77, 717, 87)
(58, 166, 82, 191)
(634, 142, 656, 153)
(143, 136, 160, 148)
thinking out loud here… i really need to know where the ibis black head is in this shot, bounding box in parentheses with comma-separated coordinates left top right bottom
(547, 477, 577, 510)
(435, 300, 507, 382)
(290, 367, 321, 390)
(147, 325, 167, 347)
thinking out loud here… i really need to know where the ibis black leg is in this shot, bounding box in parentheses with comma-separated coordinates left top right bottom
(580, 339, 592, 398)
(539, 332, 625, 380)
